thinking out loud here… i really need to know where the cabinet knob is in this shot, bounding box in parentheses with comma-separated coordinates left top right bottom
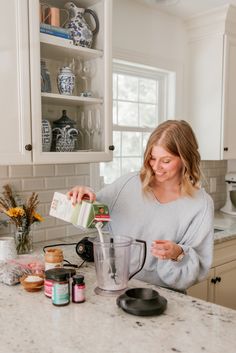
(211, 277, 221, 284)
(109, 145, 115, 151)
(224, 147, 228, 151)
(25, 144, 32, 151)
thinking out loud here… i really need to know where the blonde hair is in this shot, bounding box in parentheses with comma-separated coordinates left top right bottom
(140, 120, 201, 197)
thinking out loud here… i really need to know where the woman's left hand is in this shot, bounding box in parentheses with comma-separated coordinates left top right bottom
(151, 240, 183, 260)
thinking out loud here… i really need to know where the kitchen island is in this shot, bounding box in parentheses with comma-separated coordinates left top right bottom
(0, 236, 236, 353)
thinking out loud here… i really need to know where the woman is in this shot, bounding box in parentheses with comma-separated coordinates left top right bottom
(68, 120, 214, 292)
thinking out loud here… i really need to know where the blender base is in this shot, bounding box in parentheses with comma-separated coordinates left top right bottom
(94, 287, 126, 296)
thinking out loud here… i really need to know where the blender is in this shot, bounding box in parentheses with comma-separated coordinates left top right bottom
(92, 232, 146, 296)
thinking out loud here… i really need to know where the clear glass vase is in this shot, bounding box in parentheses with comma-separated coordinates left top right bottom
(14, 226, 33, 255)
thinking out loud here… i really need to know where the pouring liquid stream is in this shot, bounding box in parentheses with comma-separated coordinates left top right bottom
(95, 221, 105, 243)
(95, 222, 118, 284)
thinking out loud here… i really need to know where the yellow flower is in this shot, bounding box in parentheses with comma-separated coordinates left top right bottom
(33, 212, 44, 222)
(6, 207, 25, 218)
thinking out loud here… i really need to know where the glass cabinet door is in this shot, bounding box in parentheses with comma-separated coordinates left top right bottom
(29, 0, 113, 164)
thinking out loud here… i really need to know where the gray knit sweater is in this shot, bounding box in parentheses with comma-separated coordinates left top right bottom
(97, 172, 214, 291)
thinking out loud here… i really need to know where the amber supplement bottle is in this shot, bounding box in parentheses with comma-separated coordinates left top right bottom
(72, 274, 85, 303)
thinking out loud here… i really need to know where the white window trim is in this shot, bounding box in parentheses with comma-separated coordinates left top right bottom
(113, 59, 176, 121)
(90, 59, 176, 190)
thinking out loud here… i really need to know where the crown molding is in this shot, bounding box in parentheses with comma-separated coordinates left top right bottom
(185, 4, 236, 41)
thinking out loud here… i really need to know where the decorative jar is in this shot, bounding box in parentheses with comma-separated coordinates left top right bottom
(57, 66, 75, 95)
(51, 110, 78, 151)
(41, 60, 51, 93)
(42, 119, 52, 152)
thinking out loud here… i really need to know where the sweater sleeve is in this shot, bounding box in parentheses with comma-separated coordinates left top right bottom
(96, 173, 138, 211)
(155, 194, 214, 291)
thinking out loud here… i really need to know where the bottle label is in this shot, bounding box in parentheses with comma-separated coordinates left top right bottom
(73, 284, 85, 302)
(44, 279, 54, 298)
(52, 283, 69, 305)
(45, 262, 63, 271)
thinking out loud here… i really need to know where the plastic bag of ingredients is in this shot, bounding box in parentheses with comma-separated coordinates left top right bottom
(0, 255, 44, 285)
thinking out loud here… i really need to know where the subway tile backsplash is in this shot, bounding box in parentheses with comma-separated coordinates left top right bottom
(200, 160, 227, 211)
(0, 161, 227, 242)
(0, 163, 91, 243)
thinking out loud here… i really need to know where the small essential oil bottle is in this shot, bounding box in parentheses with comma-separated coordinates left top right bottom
(72, 274, 86, 303)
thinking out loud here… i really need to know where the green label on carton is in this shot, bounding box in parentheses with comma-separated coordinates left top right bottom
(49, 192, 110, 229)
(86, 203, 110, 228)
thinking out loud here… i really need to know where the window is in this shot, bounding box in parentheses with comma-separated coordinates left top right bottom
(100, 60, 175, 185)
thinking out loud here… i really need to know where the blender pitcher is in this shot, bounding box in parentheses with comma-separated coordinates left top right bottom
(92, 234, 146, 296)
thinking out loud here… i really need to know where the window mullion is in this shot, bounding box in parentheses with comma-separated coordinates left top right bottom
(158, 76, 167, 123)
(113, 125, 153, 133)
(138, 78, 140, 128)
(100, 60, 173, 185)
(120, 131, 123, 175)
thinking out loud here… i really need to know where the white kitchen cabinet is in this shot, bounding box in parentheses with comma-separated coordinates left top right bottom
(187, 6, 236, 160)
(188, 237, 236, 310)
(0, 0, 112, 165)
(0, 0, 32, 164)
(213, 260, 236, 309)
(187, 269, 214, 302)
(29, 0, 113, 164)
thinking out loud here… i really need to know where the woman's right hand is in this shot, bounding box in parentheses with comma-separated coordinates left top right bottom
(67, 186, 96, 205)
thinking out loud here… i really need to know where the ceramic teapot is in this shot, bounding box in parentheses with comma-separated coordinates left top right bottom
(64, 1, 99, 48)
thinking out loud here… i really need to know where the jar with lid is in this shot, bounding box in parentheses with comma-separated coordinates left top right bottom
(72, 274, 86, 303)
(57, 66, 75, 95)
(51, 270, 70, 306)
(44, 248, 64, 271)
(44, 268, 76, 298)
(51, 110, 79, 152)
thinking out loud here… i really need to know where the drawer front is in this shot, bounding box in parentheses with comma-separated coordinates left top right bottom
(213, 238, 236, 267)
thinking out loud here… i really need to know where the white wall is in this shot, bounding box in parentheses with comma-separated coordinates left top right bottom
(227, 160, 236, 172)
(112, 0, 188, 118)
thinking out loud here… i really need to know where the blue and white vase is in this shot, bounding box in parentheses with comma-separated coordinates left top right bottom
(64, 2, 99, 48)
(41, 60, 51, 93)
(57, 66, 75, 95)
(42, 119, 52, 152)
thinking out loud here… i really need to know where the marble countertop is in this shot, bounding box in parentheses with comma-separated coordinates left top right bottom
(1, 237, 236, 353)
(214, 211, 236, 244)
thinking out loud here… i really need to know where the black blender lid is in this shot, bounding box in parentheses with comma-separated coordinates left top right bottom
(116, 287, 167, 316)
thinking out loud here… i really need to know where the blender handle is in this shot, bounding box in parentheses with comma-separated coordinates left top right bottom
(129, 239, 147, 280)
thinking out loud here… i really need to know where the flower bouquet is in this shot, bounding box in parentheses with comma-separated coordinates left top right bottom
(0, 184, 43, 254)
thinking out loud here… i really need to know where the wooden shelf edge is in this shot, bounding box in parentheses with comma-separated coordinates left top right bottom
(40, 33, 103, 58)
(41, 92, 103, 105)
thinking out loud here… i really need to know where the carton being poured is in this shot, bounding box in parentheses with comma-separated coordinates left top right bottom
(49, 192, 110, 229)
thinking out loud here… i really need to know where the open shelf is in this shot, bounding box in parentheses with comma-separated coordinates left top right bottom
(40, 33, 103, 61)
(41, 92, 103, 106)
